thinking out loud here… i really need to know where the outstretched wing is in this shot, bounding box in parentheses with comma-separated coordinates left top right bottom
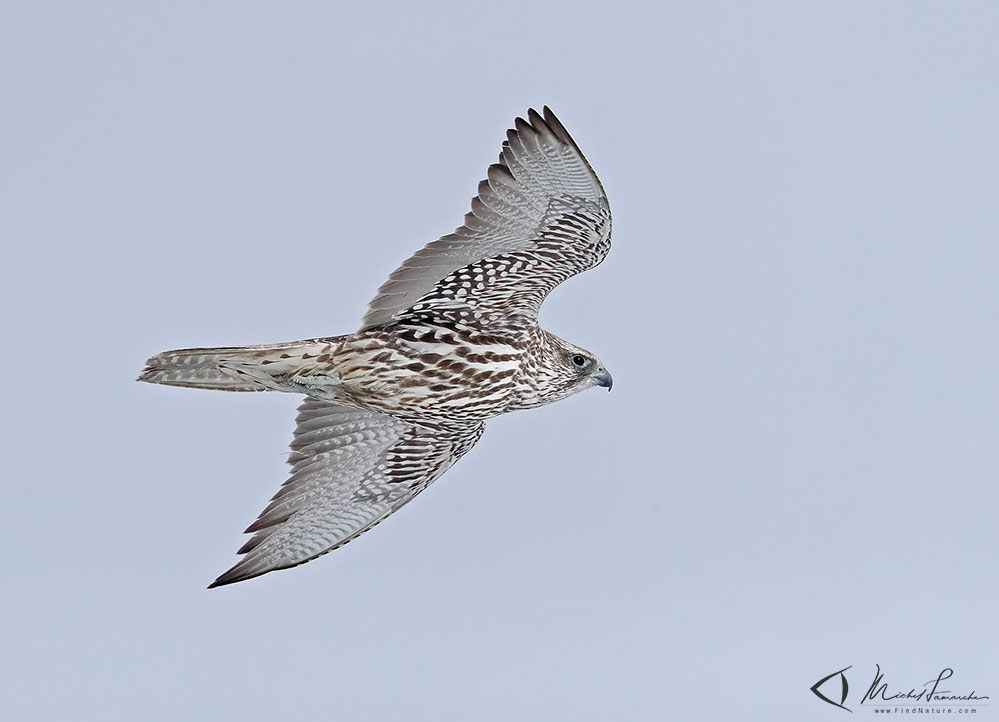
(210, 398, 484, 587)
(362, 106, 611, 334)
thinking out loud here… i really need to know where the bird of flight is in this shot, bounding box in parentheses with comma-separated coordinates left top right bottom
(140, 107, 613, 588)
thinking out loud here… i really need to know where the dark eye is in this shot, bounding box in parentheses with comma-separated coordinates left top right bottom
(572, 355, 587, 368)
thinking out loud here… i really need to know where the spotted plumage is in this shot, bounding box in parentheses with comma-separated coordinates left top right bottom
(139, 107, 613, 587)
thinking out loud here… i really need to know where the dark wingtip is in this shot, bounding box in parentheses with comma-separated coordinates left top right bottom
(540, 106, 576, 147)
(208, 559, 273, 589)
(207, 573, 241, 589)
(208, 566, 245, 589)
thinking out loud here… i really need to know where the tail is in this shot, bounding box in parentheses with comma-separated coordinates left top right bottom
(138, 337, 343, 392)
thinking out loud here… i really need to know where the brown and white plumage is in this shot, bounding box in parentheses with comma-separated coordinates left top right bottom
(139, 107, 613, 587)
(363, 108, 610, 333)
(210, 400, 483, 588)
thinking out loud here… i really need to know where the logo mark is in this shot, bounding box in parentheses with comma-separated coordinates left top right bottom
(811, 665, 852, 712)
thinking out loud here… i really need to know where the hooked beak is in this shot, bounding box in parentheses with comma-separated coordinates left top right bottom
(591, 368, 613, 391)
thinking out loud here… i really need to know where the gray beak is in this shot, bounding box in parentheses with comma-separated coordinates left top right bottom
(591, 368, 613, 391)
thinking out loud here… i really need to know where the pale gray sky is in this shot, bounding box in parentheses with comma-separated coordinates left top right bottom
(2, 2, 997, 720)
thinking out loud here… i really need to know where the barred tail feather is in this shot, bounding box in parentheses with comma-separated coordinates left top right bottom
(138, 338, 342, 392)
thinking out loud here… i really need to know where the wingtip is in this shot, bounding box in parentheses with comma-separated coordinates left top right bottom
(209, 558, 275, 588)
(208, 561, 245, 589)
(207, 571, 241, 589)
(509, 106, 575, 150)
(540, 106, 574, 146)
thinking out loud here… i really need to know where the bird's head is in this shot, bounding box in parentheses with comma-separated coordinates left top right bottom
(530, 332, 612, 406)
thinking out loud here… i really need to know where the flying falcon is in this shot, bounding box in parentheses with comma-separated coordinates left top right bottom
(139, 107, 613, 588)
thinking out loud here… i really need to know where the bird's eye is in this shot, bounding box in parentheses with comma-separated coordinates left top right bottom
(572, 355, 587, 367)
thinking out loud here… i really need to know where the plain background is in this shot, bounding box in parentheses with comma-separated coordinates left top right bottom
(2, 2, 996, 719)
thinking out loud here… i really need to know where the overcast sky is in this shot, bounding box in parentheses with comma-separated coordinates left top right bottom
(2, 2, 997, 720)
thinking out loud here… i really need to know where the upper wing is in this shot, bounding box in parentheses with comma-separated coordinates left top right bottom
(209, 398, 484, 587)
(361, 106, 611, 333)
